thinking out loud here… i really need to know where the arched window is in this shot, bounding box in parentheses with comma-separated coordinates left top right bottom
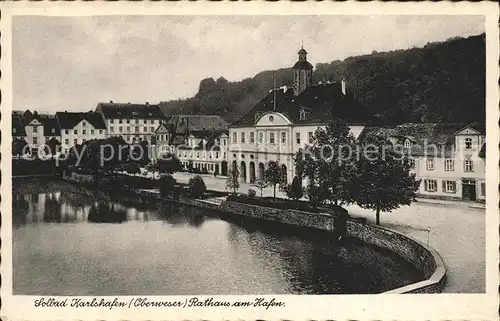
(404, 139, 411, 148)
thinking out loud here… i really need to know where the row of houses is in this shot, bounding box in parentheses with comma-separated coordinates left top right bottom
(12, 46, 486, 202)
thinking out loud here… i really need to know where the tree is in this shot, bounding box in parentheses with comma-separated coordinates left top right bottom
(253, 178, 267, 197)
(355, 134, 420, 225)
(286, 175, 303, 201)
(294, 119, 358, 207)
(159, 174, 176, 198)
(12, 139, 28, 156)
(156, 153, 183, 174)
(264, 162, 285, 199)
(226, 166, 240, 195)
(188, 175, 206, 199)
(124, 162, 141, 175)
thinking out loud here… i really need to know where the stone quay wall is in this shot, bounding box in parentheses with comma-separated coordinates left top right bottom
(220, 200, 446, 294)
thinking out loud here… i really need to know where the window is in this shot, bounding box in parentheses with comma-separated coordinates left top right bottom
(65, 129, 69, 134)
(126, 119, 130, 124)
(74, 139, 78, 145)
(465, 138, 472, 149)
(259, 132, 264, 143)
(99, 130, 103, 134)
(223, 139, 226, 146)
(281, 132, 286, 144)
(444, 180, 456, 193)
(426, 158, 434, 171)
(464, 160, 474, 172)
(269, 132, 275, 144)
(33, 137, 38, 145)
(135, 126, 139, 133)
(184, 152, 187, 158)
(119, 119, 123, 124)
(65, 139, 69, 145)
(241, 132, 246, 143)
(110, 119, 114, 124)
(110, 127, 114, 133)
(308, 132, 313, 144)
(118, 127, 122, 133)
(126, 127, 130, 133)
(445, 159, 454, 171)
(33, 126, 38, 133)
(216, 152, 219, 158)
(150, 127, 155, 132)
(73, 129, 78, 134)
(143, 126, 147, 133)
(82, 130, 86, 135)
(424, 179, 437, 192)
(481, 183, 486, 196)
(404, 139, 411, 148)
(197, 152, 200, 158)
(232, 132, 237, 143)
(91, 129, 95, 135)
(82, 122, 86, 127)
(409, 158, 415, 168)
(250, 132, 255, 143)
(296, 132, 301, 144)
(135, 119, 139, 124)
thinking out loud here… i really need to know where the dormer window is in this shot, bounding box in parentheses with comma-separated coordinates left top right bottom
(299, 109, 306, 120)
(404, 139, 411, 148)
(51, 128, 55, 134)
(13, 128, 16, 134)
(132, 112, 138, 116)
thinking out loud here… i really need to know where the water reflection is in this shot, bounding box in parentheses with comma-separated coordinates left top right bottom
(13, 179, 423, 295)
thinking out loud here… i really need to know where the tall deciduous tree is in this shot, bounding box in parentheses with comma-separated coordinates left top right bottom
(226, 166, 240, 195)
(264, 162, 284, 199)
(355, 134, 420, 225)
(253, 178, 268, 198)
(294, 119, 358, 207)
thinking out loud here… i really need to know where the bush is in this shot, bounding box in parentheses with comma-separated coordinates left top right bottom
(286, 176, 304, 201)
(188, 175, 207, 198)
(159, 174, 177, 198)
(248, 189, 257, 198)
(225, 194, 347, 216)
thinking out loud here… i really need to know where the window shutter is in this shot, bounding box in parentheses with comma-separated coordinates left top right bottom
(452, 181, 457, 193)
(424, 180, 428, 192)
(442, 180, 446, 192)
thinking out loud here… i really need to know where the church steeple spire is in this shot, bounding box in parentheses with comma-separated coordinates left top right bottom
(292, 46, 313, 95)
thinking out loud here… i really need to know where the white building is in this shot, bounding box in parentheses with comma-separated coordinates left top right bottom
(360, 123, 486, 202)
(12, 112, 62, 156)
(55, 112, 107, 152)
(95, 101, 165, 144)
(228, 47, 376, 183)
(155, 115, 229, 174)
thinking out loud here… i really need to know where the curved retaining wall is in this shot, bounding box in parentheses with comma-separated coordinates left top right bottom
(221, 200, 446, 293)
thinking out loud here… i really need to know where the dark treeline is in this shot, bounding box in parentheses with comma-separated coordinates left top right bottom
(159, 34, 485, 125)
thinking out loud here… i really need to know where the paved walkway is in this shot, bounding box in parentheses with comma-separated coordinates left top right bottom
(171, 172, 485, 293)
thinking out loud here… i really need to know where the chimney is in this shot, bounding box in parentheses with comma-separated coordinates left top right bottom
(341, 78, 346, 95)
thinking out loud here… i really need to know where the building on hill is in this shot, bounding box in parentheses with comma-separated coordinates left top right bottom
(359, 123, 485, 202)
(55, 111, 106, 152)
(155, 115, 229, 174)
(229, 46, 378, 184)
(95, 101, 165, 144)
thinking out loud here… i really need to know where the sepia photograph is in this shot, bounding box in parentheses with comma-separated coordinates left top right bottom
(1, 2, 498, 320)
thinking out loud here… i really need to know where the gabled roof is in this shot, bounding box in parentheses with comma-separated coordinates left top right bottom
(96, 102, 165, 119)
(232, 82, 378, 127)
(42, 118, 61, 136)
(56, 112, 106, 130)
(166, 115, 228, 132)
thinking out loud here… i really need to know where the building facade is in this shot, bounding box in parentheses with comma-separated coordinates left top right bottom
(96, 102, 165, 144)
(55, 112, 107, 152)
(155, 115, 229, 174)
(229, 47, 376, 184)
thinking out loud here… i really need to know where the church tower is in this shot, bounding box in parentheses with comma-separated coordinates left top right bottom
(292, 46, 313, 96)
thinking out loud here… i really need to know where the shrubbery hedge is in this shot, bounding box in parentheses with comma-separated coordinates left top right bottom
(226, 194, 348, 216)
(12, 159, 61, 176)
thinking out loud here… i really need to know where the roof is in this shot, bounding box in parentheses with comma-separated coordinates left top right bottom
(292, 60, 313, 70)
(42, 118, 61, 136)
(360, 123, 486, 157)
(56, 112, 106, 129)
(232, 82, 378, 127)
(12, 115, 27, 136)
(96, 102, 165, 119)
(298, 48, 307, 55)
(166, 115, 228, 132)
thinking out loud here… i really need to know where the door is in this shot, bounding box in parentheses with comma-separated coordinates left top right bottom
(462, 179, 476, 201)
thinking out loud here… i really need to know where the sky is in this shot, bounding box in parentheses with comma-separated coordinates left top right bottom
(12, 15, 484, 113)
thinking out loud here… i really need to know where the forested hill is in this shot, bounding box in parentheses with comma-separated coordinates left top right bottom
(159, 33, 485, 125)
